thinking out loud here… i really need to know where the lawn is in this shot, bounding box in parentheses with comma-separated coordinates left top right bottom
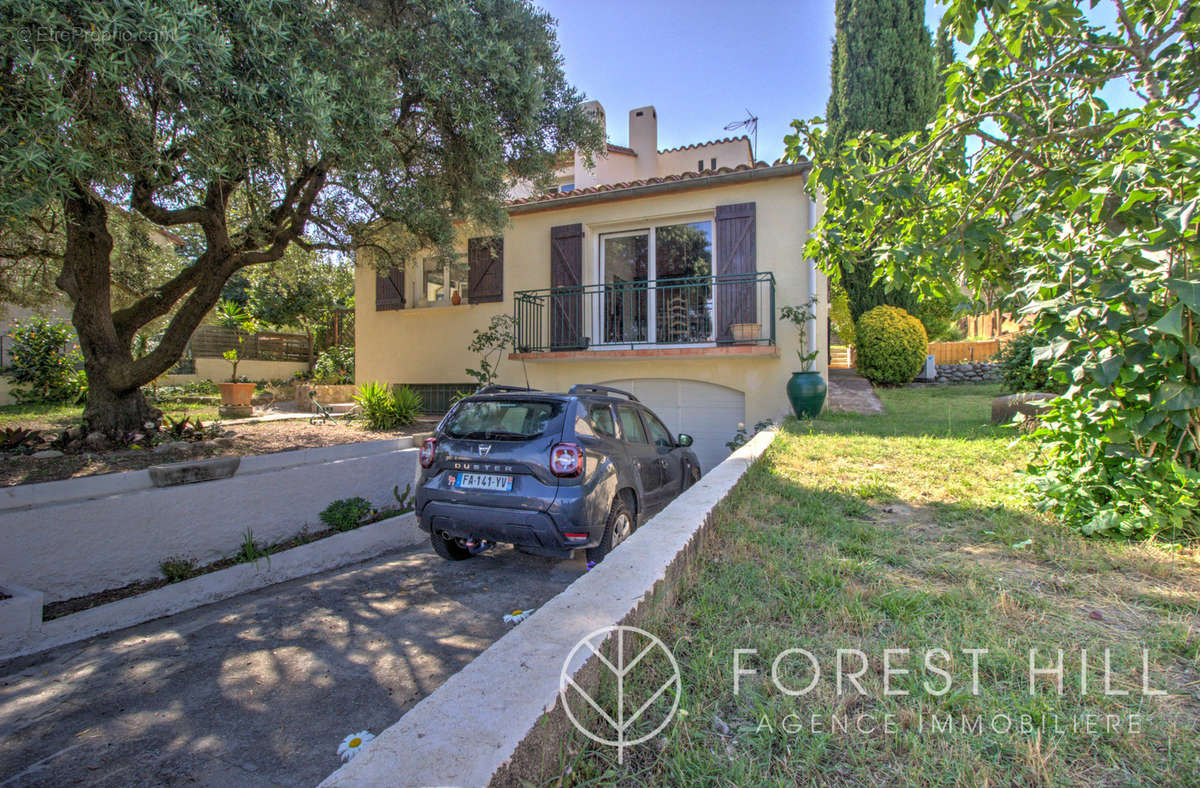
(562, 385, 1200, 786)
(0, 400, 220, 431)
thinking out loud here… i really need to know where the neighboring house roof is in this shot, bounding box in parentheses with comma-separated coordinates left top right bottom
(604, 143, 637, 156)
(657, 135, 751, 155)
(507, 160, 810, 214)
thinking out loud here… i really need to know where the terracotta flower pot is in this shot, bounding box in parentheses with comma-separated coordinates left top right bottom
(730, 322, 761, 342)
(451, 291, 462, 305)
(217, 382, 256, 408)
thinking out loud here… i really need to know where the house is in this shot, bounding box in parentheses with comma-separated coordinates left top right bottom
(355, 109, 827, 473)
(509, 101, 754, 199)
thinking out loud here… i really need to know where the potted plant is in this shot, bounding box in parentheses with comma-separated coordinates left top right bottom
(779, 300, 826, 417)
(214, 300, 258, 417)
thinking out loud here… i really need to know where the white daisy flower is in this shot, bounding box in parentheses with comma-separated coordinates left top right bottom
(338, 730, 374, 762)
(503, 608, 534, 624)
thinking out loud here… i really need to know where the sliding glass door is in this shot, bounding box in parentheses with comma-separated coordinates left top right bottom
(598, 221, 713, 347)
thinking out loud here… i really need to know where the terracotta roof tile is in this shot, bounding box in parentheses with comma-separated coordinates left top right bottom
(657, 135, 751, 154)
(506, 161, 788, 207)
(605, 143, 636, 156)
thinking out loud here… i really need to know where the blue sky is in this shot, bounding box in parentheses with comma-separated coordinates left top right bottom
(535, 0, 949, 164)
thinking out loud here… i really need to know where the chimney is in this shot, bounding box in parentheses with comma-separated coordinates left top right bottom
(628, 105, 657, 179)
(582, 100, 606, 134)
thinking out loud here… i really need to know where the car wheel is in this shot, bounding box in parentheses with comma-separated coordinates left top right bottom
(431, 531, 473, 560)
(587, 496, 634, 564)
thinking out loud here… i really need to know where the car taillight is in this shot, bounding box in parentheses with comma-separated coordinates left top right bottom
(420, 437, 437, 468)
(550, 442, 583, 477)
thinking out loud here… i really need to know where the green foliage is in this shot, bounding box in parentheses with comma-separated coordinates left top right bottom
(160, 556, 198, 583)
(5, 317, 83, 403)
(829, 287, 856, 345)
(465, 314, 518, 388)
(816, 0, 949, 321)
(353, 382, 422, 430)
(793, 0, 1200, 539)
(246, 256, 353, 366)
(855, 306, 927, 386)
(393, 484, 415, 513)
(0, 0, 601, 429)
(779, 300, 821, 371)
(320, 496, 372, 532)
(313, 345, 354, 384)
(236, 528, 268, 565)
(995, 333, 1055, 394)
(725, 419, 774, 452)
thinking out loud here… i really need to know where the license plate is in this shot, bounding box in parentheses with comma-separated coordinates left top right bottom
(451, 472, 513, 491)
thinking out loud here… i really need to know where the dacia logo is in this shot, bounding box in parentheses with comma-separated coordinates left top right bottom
(478, 444, 492, 456)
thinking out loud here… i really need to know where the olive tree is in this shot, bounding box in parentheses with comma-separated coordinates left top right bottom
(795, 0, 1200, 538)
(1, 0, 601, 432)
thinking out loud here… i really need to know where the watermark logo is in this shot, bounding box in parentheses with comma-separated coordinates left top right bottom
(559, 625, 681, 763)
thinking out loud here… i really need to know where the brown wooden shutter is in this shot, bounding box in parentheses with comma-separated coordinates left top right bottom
(714, 202, 756, 342)
(550, 223, 585, 349)
(468, 236, 504, 303)
(375, 266, 405, 311)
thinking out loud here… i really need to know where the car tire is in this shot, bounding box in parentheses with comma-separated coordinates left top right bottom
(685, 464, 701, 490)
(431, 531, 473, 561)
(587, 496, 635, 564)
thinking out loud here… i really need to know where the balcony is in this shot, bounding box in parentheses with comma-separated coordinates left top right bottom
(512, 272, 775, 360)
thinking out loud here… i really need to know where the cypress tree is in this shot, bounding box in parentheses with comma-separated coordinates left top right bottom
(825, 0, 944, 319)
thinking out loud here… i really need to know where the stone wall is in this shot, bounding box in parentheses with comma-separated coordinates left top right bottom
(931, 362, 1000, 384)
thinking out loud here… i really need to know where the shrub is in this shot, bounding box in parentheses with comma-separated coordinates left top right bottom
(854, 306, 928, 386)
(5, 317, 83, 403)
(994, 332, 1056, 393)
(320, 496, 372, 531)
(160, 556, 198, 583)
(353, 381, 422, 430)
(313, 345, 354, 384)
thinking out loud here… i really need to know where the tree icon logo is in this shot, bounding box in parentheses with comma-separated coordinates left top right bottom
(559, 625, 681, 763)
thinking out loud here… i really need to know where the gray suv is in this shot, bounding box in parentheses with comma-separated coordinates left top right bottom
(415, 384, 702, 563)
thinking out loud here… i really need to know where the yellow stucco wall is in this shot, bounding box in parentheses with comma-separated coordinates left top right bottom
(354, 171, 827, 426)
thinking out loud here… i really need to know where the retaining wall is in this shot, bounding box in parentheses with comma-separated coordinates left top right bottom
(321, 429, 775, 787)
(0, 439, 417, 602)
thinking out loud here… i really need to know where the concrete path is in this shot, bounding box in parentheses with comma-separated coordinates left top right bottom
(826, 369, 886, 415)
(0, 544, 585, 787)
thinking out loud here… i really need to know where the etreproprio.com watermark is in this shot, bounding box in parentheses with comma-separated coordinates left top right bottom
(15, 24, 176, 45)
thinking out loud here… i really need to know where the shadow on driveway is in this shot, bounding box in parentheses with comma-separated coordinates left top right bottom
(0, 543, 585, 786)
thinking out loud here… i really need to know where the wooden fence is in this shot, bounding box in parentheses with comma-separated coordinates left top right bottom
(830, 339, 1003, 370)
(188, 325, 311, 362)
(927, 339, 1002, 365)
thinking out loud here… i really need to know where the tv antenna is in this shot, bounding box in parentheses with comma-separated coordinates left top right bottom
(725, 109, 759, 161)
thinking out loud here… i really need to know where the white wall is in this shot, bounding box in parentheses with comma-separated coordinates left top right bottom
(0, 441, 418, 602)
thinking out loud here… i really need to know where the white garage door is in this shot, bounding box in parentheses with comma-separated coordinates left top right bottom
(601, 378, 745, 474)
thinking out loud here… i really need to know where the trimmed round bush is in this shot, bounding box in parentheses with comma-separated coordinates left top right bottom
(854, 306, 928, 386)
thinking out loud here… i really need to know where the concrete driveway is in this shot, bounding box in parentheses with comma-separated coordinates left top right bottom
(0, 543, 586, 786)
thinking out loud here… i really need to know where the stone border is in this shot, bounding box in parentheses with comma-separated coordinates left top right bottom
(0, 437, 414, 513)
(320, 429, 776, 787)
(0, 583, 43, 643)
(0, 514, 425, 663)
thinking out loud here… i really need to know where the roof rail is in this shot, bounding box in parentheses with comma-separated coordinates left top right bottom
(568, 384, 639, 402)
(475, 384, 538, 394)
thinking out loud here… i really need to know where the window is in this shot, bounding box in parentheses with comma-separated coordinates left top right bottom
(443, 400, 562, 440)
(415, 257, 469, 308)
(589, 403, 617, 438)
(616, 404, 647, 443)
(598, 220, 713, 345)
(643, 411, 673, 449)
(560, 183, 575, 193)
(711, 157, 717, 170)
(697, 159, 704, 171)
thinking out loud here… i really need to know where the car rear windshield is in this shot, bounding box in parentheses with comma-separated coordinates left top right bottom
(443, 399, 563, 440)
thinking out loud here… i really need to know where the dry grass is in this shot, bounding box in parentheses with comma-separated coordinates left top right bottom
(557, 385, 1200, 787)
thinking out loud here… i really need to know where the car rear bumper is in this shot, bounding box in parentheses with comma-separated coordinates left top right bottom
(418, 498, 595, 558)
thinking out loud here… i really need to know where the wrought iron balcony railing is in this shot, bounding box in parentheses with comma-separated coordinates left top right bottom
(513, 272, 775, 353)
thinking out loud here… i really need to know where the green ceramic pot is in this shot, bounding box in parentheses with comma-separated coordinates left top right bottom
(786, 370, 827, 418)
